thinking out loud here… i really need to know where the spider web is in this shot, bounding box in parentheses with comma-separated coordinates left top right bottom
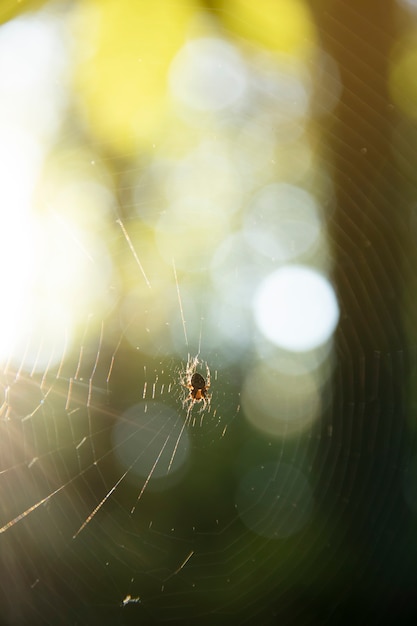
(0, 255, 241, 624)
(1, 1, 417, 625)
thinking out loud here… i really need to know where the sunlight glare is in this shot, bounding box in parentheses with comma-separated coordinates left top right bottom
(0, 12, 68, 140)
(0, 125, 41, 361)
(0, 207, 34, 361)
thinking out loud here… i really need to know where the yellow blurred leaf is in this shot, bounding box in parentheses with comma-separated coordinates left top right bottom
(71, 0, 196, 153)
(221, 0, 316, 57)
(0, 0, 48, 26)
(390, 35, 417, 120)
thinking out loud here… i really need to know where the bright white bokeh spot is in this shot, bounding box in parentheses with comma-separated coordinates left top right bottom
(254, 265, 339, 352)
(169, 37, 247, 111)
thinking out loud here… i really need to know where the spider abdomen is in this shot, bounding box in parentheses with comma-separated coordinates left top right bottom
(191, 372, 206, 390)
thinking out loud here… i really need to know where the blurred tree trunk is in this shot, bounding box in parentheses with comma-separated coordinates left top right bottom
(313, 0, 404, 353)
(310, 0, 416, 615)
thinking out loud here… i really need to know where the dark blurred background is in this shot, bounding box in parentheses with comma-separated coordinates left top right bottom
(1, 0, 417, 624)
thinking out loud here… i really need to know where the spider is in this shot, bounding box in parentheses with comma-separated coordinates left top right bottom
(182, 355, 211, 411)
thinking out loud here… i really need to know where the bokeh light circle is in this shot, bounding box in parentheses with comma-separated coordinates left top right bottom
(241, 362, 322, 437)
(243, 183, 322, 262)
(169, 37, 247, 112)
(254, 265, 339, 352)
